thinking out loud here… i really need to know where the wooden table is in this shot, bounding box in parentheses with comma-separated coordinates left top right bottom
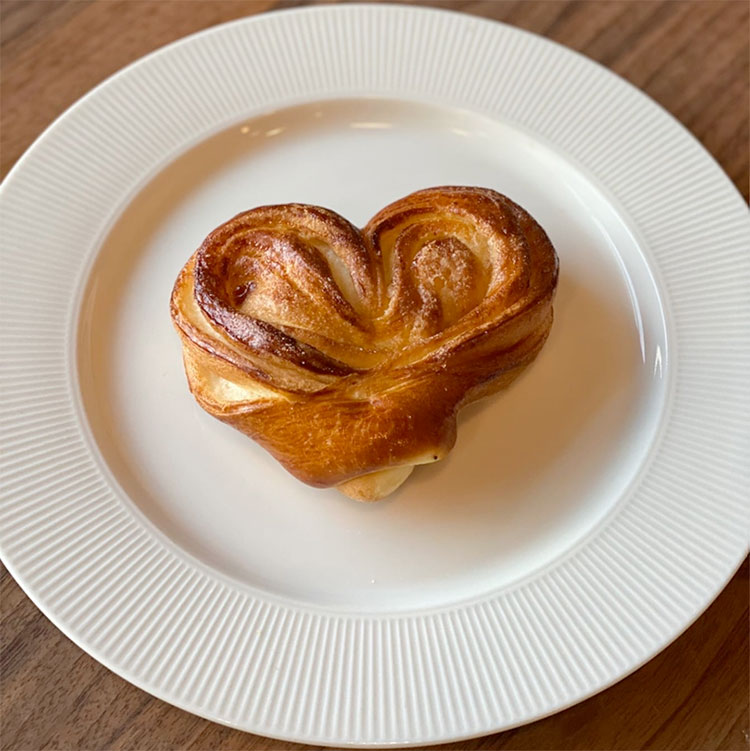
(1, 1, 748, 749)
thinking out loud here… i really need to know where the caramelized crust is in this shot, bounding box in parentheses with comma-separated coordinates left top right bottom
(170, 187, 558, 500)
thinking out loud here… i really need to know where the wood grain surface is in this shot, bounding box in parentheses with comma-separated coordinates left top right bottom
(1, 1, 748, 749)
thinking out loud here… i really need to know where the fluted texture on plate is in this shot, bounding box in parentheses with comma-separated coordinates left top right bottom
(1, 5, 748, 746)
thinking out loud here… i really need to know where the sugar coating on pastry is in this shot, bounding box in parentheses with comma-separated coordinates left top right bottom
(170, 187, 559, 501)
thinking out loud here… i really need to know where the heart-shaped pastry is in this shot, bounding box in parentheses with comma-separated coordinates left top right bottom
(171, 187, 558, 501)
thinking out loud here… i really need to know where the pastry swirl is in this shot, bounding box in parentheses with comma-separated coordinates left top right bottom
(171, 187, 558, 500)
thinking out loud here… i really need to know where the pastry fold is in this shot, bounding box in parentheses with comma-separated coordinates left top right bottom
(170, 187, 558, 500)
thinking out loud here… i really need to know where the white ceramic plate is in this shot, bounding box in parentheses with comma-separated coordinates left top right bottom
(1, 5, 748, 747)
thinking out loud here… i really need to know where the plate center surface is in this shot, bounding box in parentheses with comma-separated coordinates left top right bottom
(77, 98, 667, 610)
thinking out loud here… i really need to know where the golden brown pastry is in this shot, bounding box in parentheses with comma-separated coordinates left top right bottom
(170, 187, 558, 501)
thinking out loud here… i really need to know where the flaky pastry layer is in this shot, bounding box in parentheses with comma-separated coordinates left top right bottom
(170, 187, 558, 500)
